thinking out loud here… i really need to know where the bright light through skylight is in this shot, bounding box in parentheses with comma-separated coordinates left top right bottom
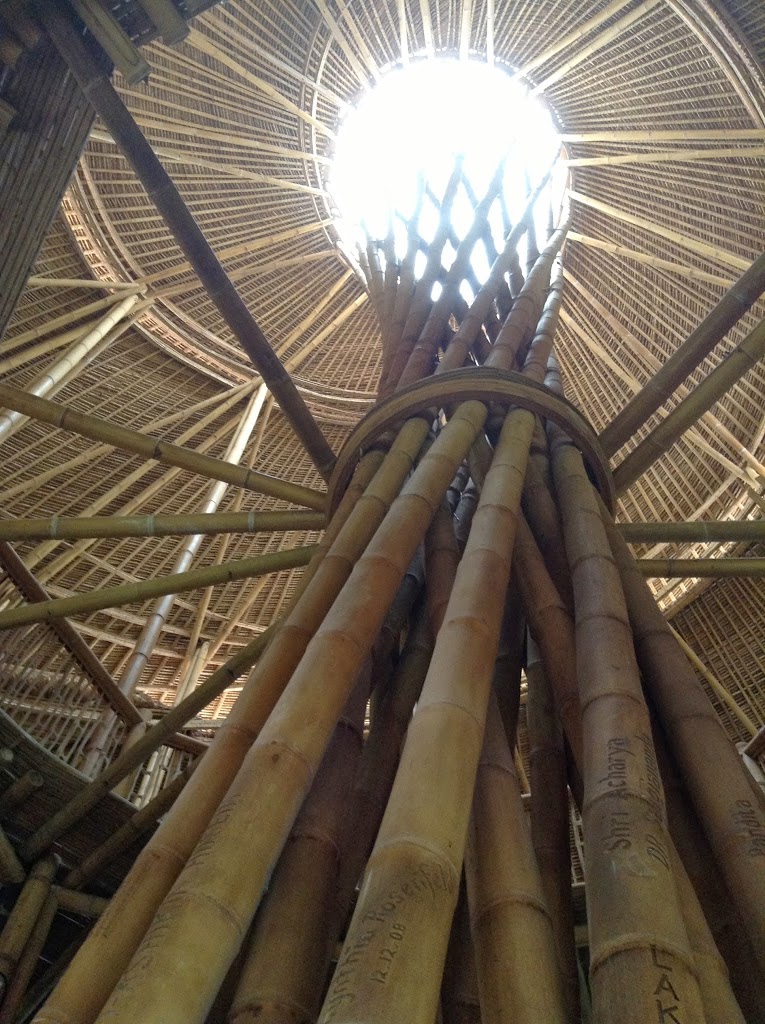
(328, 58, 563, 279)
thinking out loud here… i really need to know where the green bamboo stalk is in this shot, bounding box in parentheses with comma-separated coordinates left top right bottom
(0, 509, 325, 543)
(0, 384, 326, 511)
(0, 545, 318, 631)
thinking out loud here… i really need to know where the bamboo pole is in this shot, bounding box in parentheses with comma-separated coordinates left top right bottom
(0, 893, 58, 1024)
(0, 829, 24, 885)
(42, 0, 336, 482)
(668, 627, 758, 737)
(0, 771, 44, 818)
(526, 643, 578, 1023)
(225, 676, 366, 1024)
(550, 430, 704, 1022)
(613, 315, 765, 491)
(0, 294, 142, 445)
(0, 384, 326, 511)
(0, 856, 57, 998)
(319, 407, 534, 1024)
(0, 544, 317, 630)
(617, 519, 765, 543)
(466, 688, 567, 1024)
(602, 507, 765, 973)
(601, 250, 765, 455)
(635, 557, 765, 577)
(657, 723, 765, 1023)
(54, 889, 109, 919)
(0, 509, 325, 543)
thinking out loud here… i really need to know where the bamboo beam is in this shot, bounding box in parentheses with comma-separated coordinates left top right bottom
(42, 0, 336, 481)
(531, 0, 661, 95)
(0, 855, 57, 997)
(636, 558, 765, 577)
(0, 544, 317, 630)
(602, 250, 765, 456)
(0, 542, 142, 727)
(568, 189, 751, 272)
(0, 509, 325, 543)
(0, 384, 326, 511)
(618, 520, 765, 543)
(613, 316, 765, 491)
(566, 232, 733, 286)
(0, 772, 44, 817)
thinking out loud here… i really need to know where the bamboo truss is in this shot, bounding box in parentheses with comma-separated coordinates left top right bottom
(0, 1, 764, 1022)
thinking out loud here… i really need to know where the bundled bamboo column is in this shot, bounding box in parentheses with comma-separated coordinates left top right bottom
(550, 429, 705, 1022)
(319, 407, 535, 1024)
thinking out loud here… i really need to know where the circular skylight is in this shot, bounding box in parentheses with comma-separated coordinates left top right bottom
(328, 58, 563, 283)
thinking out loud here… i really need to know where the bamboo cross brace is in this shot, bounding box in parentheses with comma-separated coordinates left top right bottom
(0, 545, 318, 631)
(0, 384, 326, 511)
(0, 510, 325, 543)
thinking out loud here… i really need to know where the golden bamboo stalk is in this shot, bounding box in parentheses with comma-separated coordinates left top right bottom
(0, 856, 57, 997)
(93, 402, 487, 1024)
(0, 771, 44, 818)
(0, 384, 326, 511)
(466, 689, 567, 1024)
(657, 725, 765, 1024)
(511, 516, 582, 782)
(0, 509, 325, 543)
(0, 893, 58, 1024)
(320, 407, 535, 1024)
(669, 627, 758, 737)
(53, 889, 109, 919)
(226, 676, 367, 1024)
(551, 432, 704, 1022)
(526, 644, 578, 1023)
(614, 315, 765, 492)
(0, 544, 318, 631)
(601, 249, 765, 456)
(601, 507, 765, 976)
(0, 829, 25, 886)
(668, 841, 745, 1024)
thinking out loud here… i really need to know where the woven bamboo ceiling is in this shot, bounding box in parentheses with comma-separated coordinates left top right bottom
(2, 0, 765, 727)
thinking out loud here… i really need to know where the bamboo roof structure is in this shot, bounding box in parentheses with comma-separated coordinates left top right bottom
(0, 0, 764, 1019)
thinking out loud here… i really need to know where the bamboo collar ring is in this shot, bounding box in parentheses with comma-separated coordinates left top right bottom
(327, 367, 614, 515)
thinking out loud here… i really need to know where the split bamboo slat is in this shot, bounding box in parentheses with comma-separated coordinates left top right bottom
(2, 0, 765, 1020)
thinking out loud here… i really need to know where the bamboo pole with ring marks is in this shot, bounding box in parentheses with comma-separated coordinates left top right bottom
(0, 384, 326, 512)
